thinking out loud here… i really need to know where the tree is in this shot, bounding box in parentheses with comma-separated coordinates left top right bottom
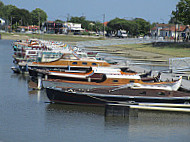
(10, 8, 32, 26)
(3, 5, 17, 20)
(69, 16, 90, 30)
(55, 19, 64, 23)
(31, 8, 47, 26)
(107, 17, 151, 36)
(0, 1, 4, 17)
(171, 0, 190, 25)
(133, 18, 151, 36)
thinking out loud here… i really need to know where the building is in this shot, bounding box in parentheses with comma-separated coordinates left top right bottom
(151, 24, 190, 41)
(16, 25, 40, 33)
(151, 24, 170, 38)
(42, 21, 63, 34)
(0, 18, 5, 25)
(0, 18, 6, 31)
(63, 22, 85, 33)
(42, 21, 85, 34)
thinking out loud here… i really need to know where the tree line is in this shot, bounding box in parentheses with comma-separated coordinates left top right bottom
(68, 16, 152, 36)
(0, 0, 190, 36)
(0, 1, 47, 28)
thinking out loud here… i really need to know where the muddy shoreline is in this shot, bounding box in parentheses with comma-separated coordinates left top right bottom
(84, 45, 173, 64)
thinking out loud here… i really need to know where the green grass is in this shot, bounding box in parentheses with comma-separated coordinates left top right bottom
(1, 32, 104, 42)
(113, 43, 190, 57)
(1, 32, 189, 57)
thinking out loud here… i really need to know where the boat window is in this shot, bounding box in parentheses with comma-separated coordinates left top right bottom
(113, 80, 118, 82)
(92, 63, 97, 66)
(140, 91, 146, 95)
(82, 62, 87, 65)
(28, 51, 36, 54)
(130, 80, 135, 83)
(72, 62, 77, 65)
(158, 92, 165, 96)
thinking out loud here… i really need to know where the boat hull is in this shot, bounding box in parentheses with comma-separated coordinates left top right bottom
(46, 88, 106, 106)
(46, 87, 190, 106)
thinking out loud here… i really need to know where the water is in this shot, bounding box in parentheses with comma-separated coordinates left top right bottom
(0, 40, 190, 142)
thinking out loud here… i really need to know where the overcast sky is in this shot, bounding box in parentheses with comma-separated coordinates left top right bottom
(1, 0, 179, 23)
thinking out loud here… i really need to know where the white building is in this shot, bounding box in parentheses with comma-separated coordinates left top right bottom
(151, 24, 189, 41)
(63, 22, 85, 33)
(0, 18, 5, 26)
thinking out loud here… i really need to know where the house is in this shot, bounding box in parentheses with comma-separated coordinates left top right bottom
(17, 25, 40, 33)
(42, 21, 63, 34)
(151, 24, 170, 37)
(0, 18, 5, 26)
(160, 25, 186, 37)
(151, 24, 190, 41)
(0, 18, 7, 31)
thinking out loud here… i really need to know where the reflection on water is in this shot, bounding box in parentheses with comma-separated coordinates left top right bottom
(46, 103, 105, 116)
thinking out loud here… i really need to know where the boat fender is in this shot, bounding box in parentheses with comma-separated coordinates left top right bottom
(68, 89, 73, 92)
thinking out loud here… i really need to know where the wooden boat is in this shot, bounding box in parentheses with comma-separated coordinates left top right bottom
(12, 39, 70, 64)
(18, 46, 114, 73)
(42, 68, 180, 91)
(29, 67, 105, 81)
(46, 85, 190, 106)
(122, 77, 182, 91)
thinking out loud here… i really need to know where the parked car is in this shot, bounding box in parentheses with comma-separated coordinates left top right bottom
(74, 32, 81, 35)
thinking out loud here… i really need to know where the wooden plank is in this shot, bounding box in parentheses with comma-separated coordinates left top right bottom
(130, 105, 190, 112)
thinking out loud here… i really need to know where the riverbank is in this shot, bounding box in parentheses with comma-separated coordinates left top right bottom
(0, 32, 104, 45)
(1, 33, 190, 62)
(84, 42, 190, 63)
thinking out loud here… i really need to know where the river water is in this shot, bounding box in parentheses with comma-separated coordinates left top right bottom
(0, 40, 190, 142)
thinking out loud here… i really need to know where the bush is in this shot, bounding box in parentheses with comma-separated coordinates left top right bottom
(81, 31, 90, 35)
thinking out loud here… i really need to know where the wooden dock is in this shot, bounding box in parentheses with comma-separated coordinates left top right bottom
(105, 103, 190, 117)
(129, 65, 190, 91)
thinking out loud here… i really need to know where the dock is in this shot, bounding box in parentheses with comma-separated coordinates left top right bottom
(105, 103, 190, 117)
(129, 65, 190, 91)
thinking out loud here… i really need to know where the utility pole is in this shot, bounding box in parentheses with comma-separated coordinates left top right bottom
(38, 12, 40, 31)
(67, 13, 70, 22)
(11, 16, 12, 32)
(103, 14, 105, 37)
(175, 6, 178, 42)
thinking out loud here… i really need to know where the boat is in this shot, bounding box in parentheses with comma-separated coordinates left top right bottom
(122, 76, 182, 91)
(12, 39, 71, 63)
(46, 84, 190, 106)
(18, 45, 114, 73)
(42, 67, 179, 91)
(29, 67, 105, 81)
(11, 51, 64, 73)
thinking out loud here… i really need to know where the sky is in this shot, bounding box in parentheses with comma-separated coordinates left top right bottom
(1, 0, 179, 23)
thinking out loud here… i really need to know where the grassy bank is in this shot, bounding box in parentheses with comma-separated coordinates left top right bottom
(111, 43, 190, 58)
(1, 32, 104, 43)
(1, 33, 189, 60)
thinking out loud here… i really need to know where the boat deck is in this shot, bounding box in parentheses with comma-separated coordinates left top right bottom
(56, 86, 190, 98)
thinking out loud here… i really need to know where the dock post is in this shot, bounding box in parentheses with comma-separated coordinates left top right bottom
(45, 74, 48, 80)
(105, 104, 138, 117)
(88, 77, 91, 82)
(37, 73, 43, 90)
